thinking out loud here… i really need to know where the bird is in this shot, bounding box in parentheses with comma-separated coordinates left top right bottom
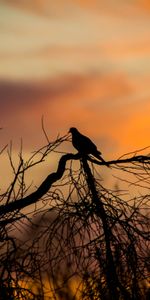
(69, 127, 109, 166)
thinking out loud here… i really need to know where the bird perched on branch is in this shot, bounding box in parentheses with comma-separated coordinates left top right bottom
(69, 127, 109, 167)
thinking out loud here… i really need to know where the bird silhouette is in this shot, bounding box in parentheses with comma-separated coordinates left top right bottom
(69, 127, 109, 166)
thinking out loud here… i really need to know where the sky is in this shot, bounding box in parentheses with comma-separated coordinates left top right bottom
(0, 0, 150, 188)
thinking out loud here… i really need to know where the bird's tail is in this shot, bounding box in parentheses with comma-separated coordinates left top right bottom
(94, 151, 110, 168)
(99, 156, 110, 168)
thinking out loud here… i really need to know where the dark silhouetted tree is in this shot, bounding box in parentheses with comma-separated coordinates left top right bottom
(0, 128, 149, 299)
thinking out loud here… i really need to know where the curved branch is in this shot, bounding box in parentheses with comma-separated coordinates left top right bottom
(0, 153, 80, 217)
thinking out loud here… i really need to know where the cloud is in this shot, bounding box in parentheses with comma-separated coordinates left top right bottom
(0, 73, 130, 149)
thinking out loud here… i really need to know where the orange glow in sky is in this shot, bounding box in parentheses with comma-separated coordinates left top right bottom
(0, 0, 150, 187)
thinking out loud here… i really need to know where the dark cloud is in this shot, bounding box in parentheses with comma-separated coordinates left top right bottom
(0, 81, 40, 115)
(0, 80, 49, 110)
(0, 75, 84, 148)
(0, 77, 80, 116)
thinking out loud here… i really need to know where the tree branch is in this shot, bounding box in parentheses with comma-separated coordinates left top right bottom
(87, 155, 150, 166)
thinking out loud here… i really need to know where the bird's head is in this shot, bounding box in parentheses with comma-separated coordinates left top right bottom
(68, 127, 78, 134)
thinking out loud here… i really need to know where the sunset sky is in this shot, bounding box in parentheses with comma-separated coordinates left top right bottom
(0, 0, 150, 187)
